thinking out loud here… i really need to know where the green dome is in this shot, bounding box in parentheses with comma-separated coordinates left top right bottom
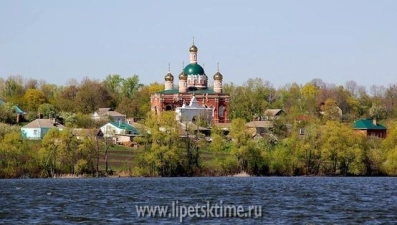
(184, 63, 205, 75)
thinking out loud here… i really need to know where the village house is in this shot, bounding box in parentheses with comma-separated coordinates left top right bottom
(353, 118, 387, 138)
(92, 108, 126, 123)
(100, 121, 139, 145)
(263, 109, 285, 120)
(319, 101, 343, 118)
(21, 119, 64, 139)
(246, 120, 274, 137)
(0, 98, 26, 123)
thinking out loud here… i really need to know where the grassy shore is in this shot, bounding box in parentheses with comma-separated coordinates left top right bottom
(99, 145, 232, 177)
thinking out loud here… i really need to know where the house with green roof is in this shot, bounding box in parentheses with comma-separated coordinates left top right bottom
(100, 121, 140, 145)
(0, 99, 25, 115)
(0, 98, 25, 123)
(353, 118, 387, 138)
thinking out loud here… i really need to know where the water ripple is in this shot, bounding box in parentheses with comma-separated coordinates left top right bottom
(0, 177, 396, 224)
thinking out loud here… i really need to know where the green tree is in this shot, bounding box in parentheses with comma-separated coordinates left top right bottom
(0, 131, 34, 178)
(363, 137, 384, 175)
(321, 99, 341, 121)
(369, 104, 386, 120)
(39, 129, 61, 177)
(40, 83, 60, 105)
(61, 112, 78, 127)
(104, 74, 123, 95)
(209, 125, 227, 153)
(296, 123, 322, 175)
(301, 82, 319, 115)
(117, 86, 150, 118)
(268, 144, 297, 175)
(135, 112, 185, 176)
(121, 75, 140, 98)
(0, 102, 17, 124)
(0, 75, 25, 103)
(382, 147, 397, 176)
(319, 121, 366, 175)
(74, 159, 88, 175)
(148, 82, 164, 94)
(77, 132, 103, 176)
(381, 121, 397, 175)
(38, 103, 58, 119)
(225, 78, 274, 121)
(57, 128, 79, 173)
(384, 84, 397, 118)
(75, 113, 97, 128)
(75, 78, 115, 114)
(103, 74, 124, 104)
(281, 83, 303, 116)
(23, 89, 46, 112)
(229, 118, 265, 175)
(39, 128, 79, 176)
(0, 123, 21, 138)
(58, 85, 79, 112)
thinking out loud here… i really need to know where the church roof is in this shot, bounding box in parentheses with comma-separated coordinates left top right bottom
(164, 72, 174, 81)
(189, 44, 198, 52)
(156, 88, 217, 95)
(189, 96, 199, 107)
(184, 63, 205, 75)
(213, 71, 223, 80)
(178, 96, 208, 109)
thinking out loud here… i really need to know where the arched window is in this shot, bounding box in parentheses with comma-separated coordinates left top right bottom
(165, 105, 172, 111)
(219, 105, 225, 118)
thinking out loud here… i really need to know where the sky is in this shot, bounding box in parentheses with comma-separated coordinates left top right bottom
(1, 0, 396, 88)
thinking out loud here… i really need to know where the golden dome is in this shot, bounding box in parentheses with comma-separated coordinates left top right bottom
(213, 71, 223, 80)
(179, 71, 187, 80)
(189, 44, 198, 52)
(165, 72, 174, 81)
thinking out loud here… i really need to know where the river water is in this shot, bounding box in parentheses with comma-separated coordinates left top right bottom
(0, 177, 396, 224)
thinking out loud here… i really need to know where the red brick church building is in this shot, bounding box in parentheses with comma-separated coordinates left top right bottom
(150, 42, 230, 123)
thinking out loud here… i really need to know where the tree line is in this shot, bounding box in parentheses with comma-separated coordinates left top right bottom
(132, 112, 397, 177)
(0, 74, 164, 125)
(1, 74, 397, 177)
(1, 75, 397, 123)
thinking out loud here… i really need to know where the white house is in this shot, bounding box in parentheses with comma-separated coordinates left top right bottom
(92, 108, 126, 122)
(21, 119, 64, 139)
(175, 96, 212, 125)
(100, 121, 139, 138)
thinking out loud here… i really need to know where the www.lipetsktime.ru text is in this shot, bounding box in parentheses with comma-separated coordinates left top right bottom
(135, 200, 262, 222)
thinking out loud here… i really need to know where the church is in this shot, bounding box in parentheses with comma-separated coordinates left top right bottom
(150, 42, 230, 123)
